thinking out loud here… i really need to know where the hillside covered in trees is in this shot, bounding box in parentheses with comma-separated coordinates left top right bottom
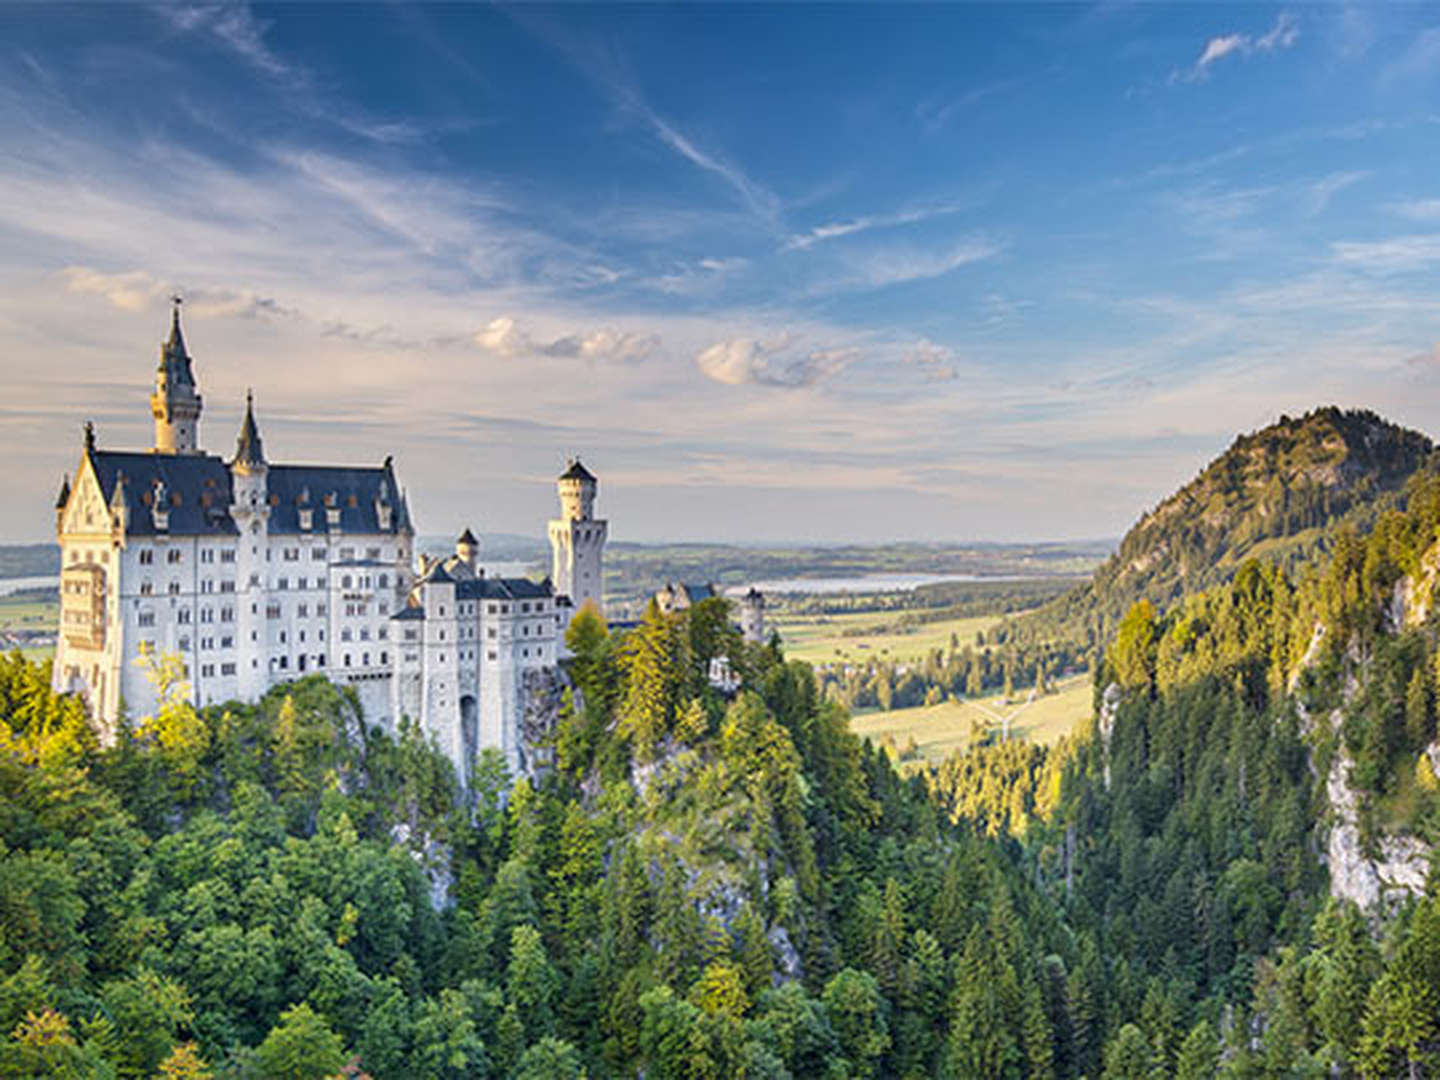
(6, 409, 1440, 1078)
(1041, 407, 1435, 644)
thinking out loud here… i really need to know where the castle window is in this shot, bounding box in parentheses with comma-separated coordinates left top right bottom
(298, 603, 308, 617)
(342, 629, 352, 642)
(178, 609, 191, 624)
(379, 574, 388, 588)
(279, 631, 287, 644)
(221, 635, 233, 648)
(221, 662, 235, 675)
(202, 637, 213, 650)
(488, 628, 496, 639)
(201, 608, 213, 623)
(340, 547, 354, 560)
(360, 628, 370, 641)
(167, 550, 181, 564)
(344, 653, 351, 667)
(367, 547, 380, 559)
(220, 549, 235, 563)
(277, 578, 288, 590)
(488, 604, 497, 614)
(342, 575, 352, 589)
(140, 582, 153, 596)
(404, 629, 417, 641)
(317, 604, 326, 617)
(138, 611, 155, 627)
(139, 550, 154, 565)
(279, 656, 287, 669)
(221, 608, 233, 622)
(178, 636, 190, 651)
(168, 582, 181, 595)
(521, 602, 530, 613)
(299, 630, 305, 643)
(266, 604, 281, 619)
(220, 580, 234, 593)
(312, 547, 325, 560)
(317, 655, 325, 667)
(378, 627, 387, 640)
(380, 652, 388, 664)
(487, 651, 497, 661)
(201, 664, 214, 678)
(363, 652, 370, 666)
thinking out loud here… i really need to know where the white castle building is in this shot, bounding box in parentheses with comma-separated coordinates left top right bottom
(52, 306, 604, 781)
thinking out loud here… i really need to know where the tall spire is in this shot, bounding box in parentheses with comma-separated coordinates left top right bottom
(151, 299, 203, 453)
(232, 389, 266, 471)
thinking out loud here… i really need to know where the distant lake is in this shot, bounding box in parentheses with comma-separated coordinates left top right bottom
(0, 576, 55, 596)
(726, 572, 1028, 596)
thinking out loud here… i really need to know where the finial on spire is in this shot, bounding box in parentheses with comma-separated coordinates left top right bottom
(83, 421, 95, 452)
(233, 390, 266, 470)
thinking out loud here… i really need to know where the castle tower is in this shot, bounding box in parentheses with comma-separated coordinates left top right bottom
(150, 299, 203, 454)
(456, 528, 479, 573)
(229, 392, 269, 700)
(741, 587, 766, 644)
(548, 458, 607, 616)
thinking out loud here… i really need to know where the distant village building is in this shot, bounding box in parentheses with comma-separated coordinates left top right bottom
(51, 305, 605, 781)
(654, 582, 767, 645)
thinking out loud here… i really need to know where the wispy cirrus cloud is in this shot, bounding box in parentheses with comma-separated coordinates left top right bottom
(1174, 12, 1299, 83)
(843, 239, 1002, 290)
(1331, 234, 1440, 273)
(784, 203, 968, 251)
(1389, 198, 1440, 222)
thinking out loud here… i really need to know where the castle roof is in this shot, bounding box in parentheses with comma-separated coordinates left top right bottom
(559, 458, 595, 482)
(160, 303, 197, 389)
(80, 450, 410, 538)
(457, 527, 478, 545)
(232, 392, 265, 469)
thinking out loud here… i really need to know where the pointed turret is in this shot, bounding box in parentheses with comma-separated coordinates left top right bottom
(150, 298, 203, 454)
(54, 474, 70, 534)
(456, 527, 479, 572)
(232, 390, 266, 473)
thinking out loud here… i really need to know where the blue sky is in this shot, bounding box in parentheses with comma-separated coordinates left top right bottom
(3, 3, 1440, 545)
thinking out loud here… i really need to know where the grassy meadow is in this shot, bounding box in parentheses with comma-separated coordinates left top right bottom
(0, 591, 57, 661)
(847, 673, 1092, 766)
(773, 609, 1002, 666)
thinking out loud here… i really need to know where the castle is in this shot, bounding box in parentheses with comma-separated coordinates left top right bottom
(51, 306, 605, 781)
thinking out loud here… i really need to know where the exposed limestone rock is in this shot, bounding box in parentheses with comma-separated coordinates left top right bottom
(391, 821, 454, 911)
(767, 925, 803, 985)
(1322, 708, 1430, 911)
(1098, 682, 1121, 791)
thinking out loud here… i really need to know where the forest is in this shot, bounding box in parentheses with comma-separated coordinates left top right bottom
(5, 410, 1440, 1077)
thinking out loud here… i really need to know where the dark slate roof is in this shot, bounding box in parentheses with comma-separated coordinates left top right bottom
(426, 562, 454, 585)
(559, 459, 595, 482)
(457, 527, 478, 545)
(679, 583, 716, 603)
(84, 450, 410, 538)
(393, 605, 425, 621)
(89, 451, 238, 536)
(456, 577, 554, 601)
(267, 462, 407, 535)
(233, 393, 265, 468)
(162, 306, 197, 388)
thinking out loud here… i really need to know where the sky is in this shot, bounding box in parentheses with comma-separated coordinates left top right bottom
(3, 2, 1440, 546)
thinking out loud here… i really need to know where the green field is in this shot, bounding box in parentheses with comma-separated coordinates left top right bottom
(0, 592, 57, 661)
(848, 673, 1092, 764)
(774, 610, 1002, 666)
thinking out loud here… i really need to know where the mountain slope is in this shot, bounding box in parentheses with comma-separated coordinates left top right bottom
(1050, 407, 1435, 637)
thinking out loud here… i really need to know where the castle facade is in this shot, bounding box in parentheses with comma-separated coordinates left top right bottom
(52, 308, 602, 781)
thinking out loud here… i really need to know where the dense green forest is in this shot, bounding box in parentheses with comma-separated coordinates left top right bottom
(6, 410, 1440, 1078)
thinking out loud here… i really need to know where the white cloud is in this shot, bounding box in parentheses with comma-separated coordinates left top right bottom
(1331, 234, 1440, 273)
(62, 266, 296, 320)
(784, 203, 967, 251)
(475, 316, 658, 362)
(1304, 170, 1368, 215)
(849, 240, 1002, 289)
(695, 335, 856, 388)
(1389, 198, 1440, 222)
(1177, 12, 1299, 82)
